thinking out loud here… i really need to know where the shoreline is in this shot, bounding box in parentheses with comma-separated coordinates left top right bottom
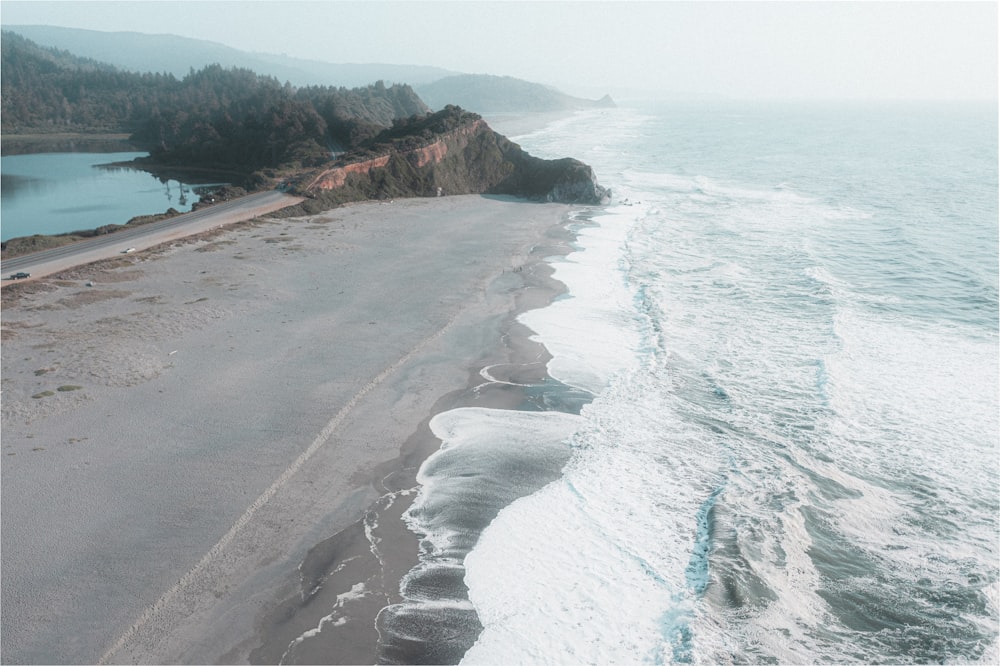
(0, 194, 585, 664)
(247, 219, 579, 666)
(0, 132, 137, 156)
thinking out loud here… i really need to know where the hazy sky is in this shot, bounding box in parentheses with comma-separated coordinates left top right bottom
(1, 1, 996, 100)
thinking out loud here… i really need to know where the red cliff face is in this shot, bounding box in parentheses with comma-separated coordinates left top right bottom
(296, 112, 607, 205)
(306, 119, 489, 191)
(410, 119, 488, 167)
(408, 140, 448, 168)
(307, 155, 392, 191)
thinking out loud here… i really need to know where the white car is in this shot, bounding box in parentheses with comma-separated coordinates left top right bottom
(122, 247, 136, 254)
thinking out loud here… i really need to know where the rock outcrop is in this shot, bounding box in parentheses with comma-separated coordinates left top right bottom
(287, 107, 609, 211)
(306, 155, 392, 191)
(488, 138, 610, 204)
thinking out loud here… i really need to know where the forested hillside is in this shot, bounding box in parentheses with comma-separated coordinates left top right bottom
(7, 25, 457, 87)
(1, 32, 429, 171)
(1, 31, 172, 131)
(1, 32, 608, 210)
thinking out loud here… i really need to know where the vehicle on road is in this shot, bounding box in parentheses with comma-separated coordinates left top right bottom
(122, 247, 136, 253)
(8, 272, 31, 280)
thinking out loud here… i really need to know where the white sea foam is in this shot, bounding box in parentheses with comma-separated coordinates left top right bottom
(281, 582, 369, 662)
(463, 482, 673, 664)
(518, 207, 644, 394)
(463, 367, 729, 665)
(404, 407, 583, 578)
(820, 307, 999, 573)
(459, 103, 998, 664)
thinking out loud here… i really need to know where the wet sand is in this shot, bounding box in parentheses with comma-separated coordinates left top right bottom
(0, 194, 579, 664)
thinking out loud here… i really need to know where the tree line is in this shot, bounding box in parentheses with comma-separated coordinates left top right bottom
(1, 32, 430, 171)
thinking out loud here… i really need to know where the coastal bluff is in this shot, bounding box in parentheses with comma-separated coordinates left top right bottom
(285, 107, 610, 213)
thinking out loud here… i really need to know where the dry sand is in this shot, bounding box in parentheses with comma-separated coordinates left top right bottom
(0, 194, 579, 664)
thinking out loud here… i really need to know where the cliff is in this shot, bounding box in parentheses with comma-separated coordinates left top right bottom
(283, 107, 609, 213)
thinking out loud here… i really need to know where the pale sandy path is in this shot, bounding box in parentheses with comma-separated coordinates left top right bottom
(0, 195, 575, 664)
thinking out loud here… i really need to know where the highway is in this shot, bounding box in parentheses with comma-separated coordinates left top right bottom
(1, 190, 304, 284)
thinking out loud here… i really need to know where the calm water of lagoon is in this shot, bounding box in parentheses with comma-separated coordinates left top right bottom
(1, 152, 215, 242)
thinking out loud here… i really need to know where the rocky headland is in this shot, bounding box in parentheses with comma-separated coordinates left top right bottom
(281, 106, 609, 216)
(1, 32, 609, 255)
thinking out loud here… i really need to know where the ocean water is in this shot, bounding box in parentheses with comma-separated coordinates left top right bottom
(398, 102, 999, 664)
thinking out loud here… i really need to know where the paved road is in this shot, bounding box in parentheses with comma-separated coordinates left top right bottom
(1, 190, 304, 285)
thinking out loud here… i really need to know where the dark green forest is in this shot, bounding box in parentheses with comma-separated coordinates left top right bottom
(1, 32, 430, 172)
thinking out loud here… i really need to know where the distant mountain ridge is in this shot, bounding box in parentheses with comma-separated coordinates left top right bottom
(416, 74, 615, 113)
(4, 25, 458, 87)
(2, 25, 614, 113)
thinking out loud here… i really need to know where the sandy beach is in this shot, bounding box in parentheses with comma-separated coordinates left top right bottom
(0, 194, 578, 664)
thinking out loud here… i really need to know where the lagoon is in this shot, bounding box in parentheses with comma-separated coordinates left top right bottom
(1, 152, 215, 242)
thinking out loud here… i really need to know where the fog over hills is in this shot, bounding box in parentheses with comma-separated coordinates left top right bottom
(4, 25, 615, 113)
(416, 74, 614, 113)
(5, 24, 458, 88)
